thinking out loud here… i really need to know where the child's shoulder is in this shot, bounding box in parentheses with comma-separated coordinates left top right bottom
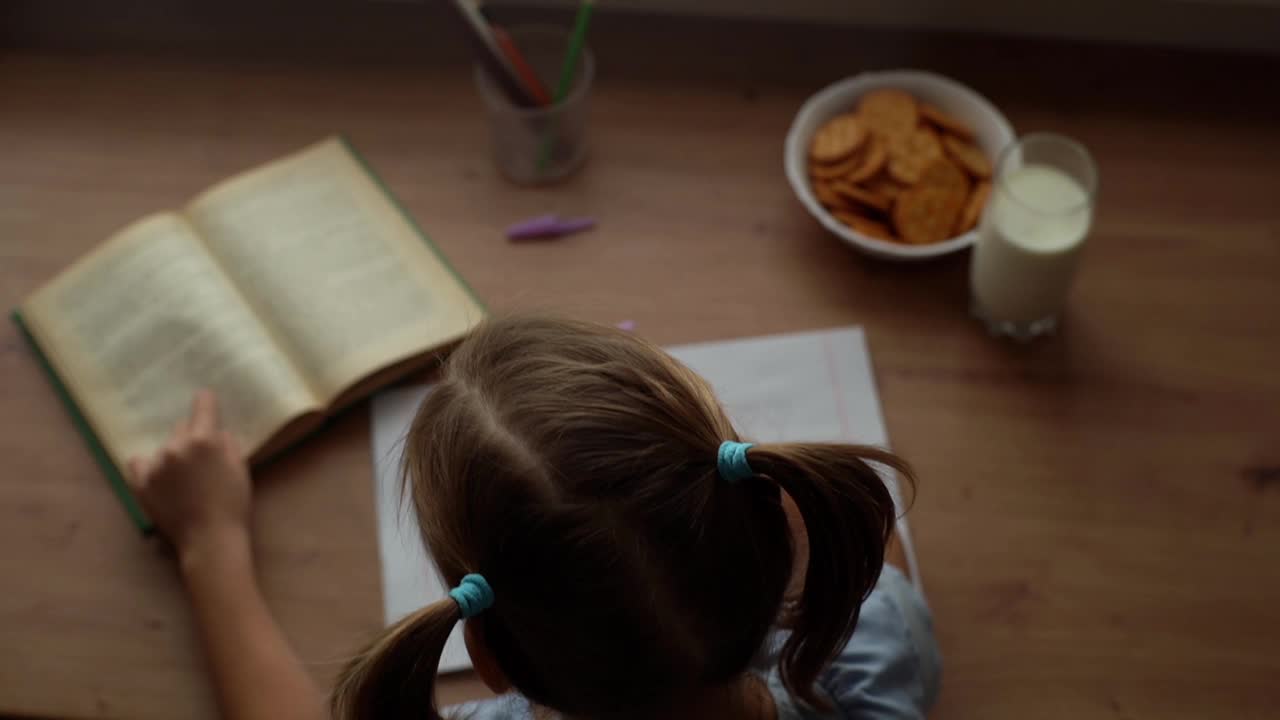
(445, 694, 534, 720)
(764, 565, 941, 720)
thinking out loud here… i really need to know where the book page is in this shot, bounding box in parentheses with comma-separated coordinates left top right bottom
(21, 213, 319, 466)
(184, 138, 484, 403)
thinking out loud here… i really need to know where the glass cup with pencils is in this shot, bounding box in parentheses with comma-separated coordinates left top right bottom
(471, 18, 595, 185)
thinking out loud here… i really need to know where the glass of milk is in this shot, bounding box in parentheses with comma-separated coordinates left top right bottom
(970, 133, 1098, 340)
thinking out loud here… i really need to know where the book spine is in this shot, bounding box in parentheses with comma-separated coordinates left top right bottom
(10, 309, 154, 533)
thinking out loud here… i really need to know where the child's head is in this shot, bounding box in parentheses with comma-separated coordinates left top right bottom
(334, 316, 910, 719)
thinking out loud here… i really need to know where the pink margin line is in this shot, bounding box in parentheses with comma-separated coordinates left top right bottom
(821, 336, 853, 441)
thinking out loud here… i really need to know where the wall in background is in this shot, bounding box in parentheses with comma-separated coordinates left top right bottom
(494, 0, 1280, 54)
(4, 0, 1277, 56)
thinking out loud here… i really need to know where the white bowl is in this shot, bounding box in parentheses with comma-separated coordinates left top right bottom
(785, 70, 1015, 261)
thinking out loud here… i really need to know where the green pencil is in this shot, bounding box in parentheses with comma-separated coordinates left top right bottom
(554, 0, 595, 102)
(536, 0, 595, 174)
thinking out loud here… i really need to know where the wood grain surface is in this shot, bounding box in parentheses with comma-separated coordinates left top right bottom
(1, 14, 1278, 720)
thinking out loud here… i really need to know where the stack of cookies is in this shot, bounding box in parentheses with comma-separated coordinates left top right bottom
(807, 89, 993, 246)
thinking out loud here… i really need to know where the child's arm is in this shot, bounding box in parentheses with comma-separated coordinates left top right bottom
(127, 390, 326, 720)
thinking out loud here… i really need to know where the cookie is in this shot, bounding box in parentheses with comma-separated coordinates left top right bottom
(833, 210, 895, 241)
(943, 135, 993, 179)
(886, 127, 944, 185)
(956, 181, 991, 234)
(846, 137, 887, 184)
(893, 186, 966, 245)
(831, 180, 893, 213)
(920, 103, 975, 141)
(812, 180, 846, 209)
(810, 149, 864, 180)
(809, 113, 868, 164)
(917, 156, 970, 195)
(860, 173, 909, 200)
(858, 89, 918, 142)
(893, 164, 969, 245)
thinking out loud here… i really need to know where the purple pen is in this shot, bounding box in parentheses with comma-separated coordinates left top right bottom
(506, 214, 561, 240)
(506, 214, 597, 241)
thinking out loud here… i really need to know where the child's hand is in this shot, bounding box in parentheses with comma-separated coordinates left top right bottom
(127, 390, 252, 561)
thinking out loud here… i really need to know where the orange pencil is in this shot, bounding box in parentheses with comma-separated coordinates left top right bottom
(492, 26, 553, 106)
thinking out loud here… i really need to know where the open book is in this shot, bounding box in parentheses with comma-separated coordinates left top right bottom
(14, 138, 486, 530)
(370, 327, 920, 672)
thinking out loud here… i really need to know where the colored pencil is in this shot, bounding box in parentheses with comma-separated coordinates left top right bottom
(445, 0, 537, 107)
(536, 0, 596, 173)
(553, 0, 596, 102)
(493, 26, 552, 106)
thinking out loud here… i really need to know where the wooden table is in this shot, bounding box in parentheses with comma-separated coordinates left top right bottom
(2, 14, 1279, 720)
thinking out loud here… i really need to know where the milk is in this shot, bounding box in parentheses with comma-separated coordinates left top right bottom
(970, 164, 1092, 327)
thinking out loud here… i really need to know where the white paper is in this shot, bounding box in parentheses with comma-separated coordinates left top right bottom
(370, 383, 472, 672)
(668, 328, 919, 589)
(370, 326, 919, 673)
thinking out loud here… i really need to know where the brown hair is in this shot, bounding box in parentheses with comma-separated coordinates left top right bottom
(332, 316, 912, 719)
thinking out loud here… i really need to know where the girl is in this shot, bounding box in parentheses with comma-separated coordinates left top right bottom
(129, 316, 940, 720)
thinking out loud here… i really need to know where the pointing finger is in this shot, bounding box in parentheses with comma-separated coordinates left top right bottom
(126, 456, 153, 489)
(190, 389, 220, 436)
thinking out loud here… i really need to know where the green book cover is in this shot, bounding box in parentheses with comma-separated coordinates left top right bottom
(11, 309, 154, 532)
(12, 136, 485, 534)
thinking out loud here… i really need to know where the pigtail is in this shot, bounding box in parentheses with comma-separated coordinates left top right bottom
(331, 597, 461, 720)
(747, 443, 912, 709)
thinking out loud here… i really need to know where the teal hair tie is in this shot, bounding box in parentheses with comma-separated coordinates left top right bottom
(717, 441, 756, 483)
(449, 574, 494, 619)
